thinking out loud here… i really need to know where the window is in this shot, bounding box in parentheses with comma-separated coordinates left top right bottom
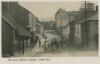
(74, 26, 76, 34)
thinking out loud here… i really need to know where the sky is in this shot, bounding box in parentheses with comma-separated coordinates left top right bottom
(18, 2, 81, 21)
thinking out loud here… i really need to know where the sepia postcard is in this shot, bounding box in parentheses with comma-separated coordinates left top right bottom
(0, 0, 99, 64)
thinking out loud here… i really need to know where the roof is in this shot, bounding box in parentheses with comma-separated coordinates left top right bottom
(56, 8, 81, 16)
(55, 8, 81, 22)
(2, 11, 31, 37)
(55, 8, 67, 15)
(87, 12, 98, 20)
(73, 11, 98, 24)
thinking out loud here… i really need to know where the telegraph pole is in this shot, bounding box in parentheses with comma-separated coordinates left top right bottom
(81, 1, 88, 48)
(84, 1, 88, 48)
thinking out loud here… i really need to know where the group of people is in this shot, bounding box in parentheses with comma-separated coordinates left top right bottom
(37, 33, 48, 52)
(37, 32, 66, 53)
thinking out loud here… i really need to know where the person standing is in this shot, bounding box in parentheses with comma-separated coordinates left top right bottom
(44, 34, 47, 52)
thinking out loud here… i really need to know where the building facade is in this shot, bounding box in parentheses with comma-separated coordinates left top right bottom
(73, 11, 98, 49)
(55, 2, 98, 49)
(86, 12, 98, 49)
(74, 22, 82, 48)
(2, 11, 31, 57)
(2, 2, 42, 57)
(55, 8, 70, 36)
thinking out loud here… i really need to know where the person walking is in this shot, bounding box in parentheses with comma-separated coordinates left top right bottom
(39, 38, 41, 47)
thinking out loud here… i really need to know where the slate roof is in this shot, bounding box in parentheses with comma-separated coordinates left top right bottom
(73, 11, 98, 24)
(2, 11, 31, 37)
(87, 12, 98, 20)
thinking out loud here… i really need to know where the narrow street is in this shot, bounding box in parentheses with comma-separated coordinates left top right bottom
(22, 30, 98, 57)
(2, 2, 98, 57)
